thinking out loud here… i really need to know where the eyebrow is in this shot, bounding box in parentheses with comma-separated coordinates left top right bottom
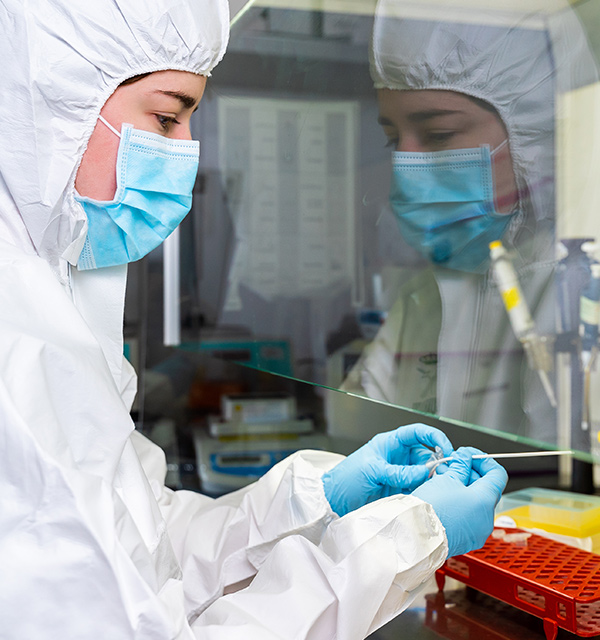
(154, 89, 199, 111)
(377, 110, 462, 126)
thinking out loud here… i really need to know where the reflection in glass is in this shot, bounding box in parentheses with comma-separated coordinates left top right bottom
(346, 5, 562, 446)
(185, 1, 600, 461)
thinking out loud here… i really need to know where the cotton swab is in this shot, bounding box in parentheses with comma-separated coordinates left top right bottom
(426, 449, 572, 471)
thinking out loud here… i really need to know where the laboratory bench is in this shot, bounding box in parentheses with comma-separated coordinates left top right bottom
(370, 585, 600, 640)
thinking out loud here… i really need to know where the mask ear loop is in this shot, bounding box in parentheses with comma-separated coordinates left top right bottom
(98, 115, 122, 138)
(489, 139, 517, 214)
(490, 138, 508, 157)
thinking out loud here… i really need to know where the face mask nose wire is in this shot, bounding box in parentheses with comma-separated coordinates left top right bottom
(98, 115, 122, 138)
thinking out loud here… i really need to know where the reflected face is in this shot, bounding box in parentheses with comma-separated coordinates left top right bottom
(377, 89, 518, 213)
(75, 70, 207, 201)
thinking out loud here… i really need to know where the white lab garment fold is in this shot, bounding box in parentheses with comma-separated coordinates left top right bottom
(151, 448, 340, 618)
(0, 240, 448, 638)
(0, 0, 450, 636)
(193, 497, 446, 640)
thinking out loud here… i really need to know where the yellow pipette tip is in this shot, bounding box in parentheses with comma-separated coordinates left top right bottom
(489, 240, 502, 249)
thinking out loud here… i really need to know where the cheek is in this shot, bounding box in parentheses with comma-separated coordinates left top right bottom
(492, 151, 519, 213)
(75, 125, 120, 200)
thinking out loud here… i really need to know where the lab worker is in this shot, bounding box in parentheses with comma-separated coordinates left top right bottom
(0, 1, 506, 638)
(344, 1, 597, 446)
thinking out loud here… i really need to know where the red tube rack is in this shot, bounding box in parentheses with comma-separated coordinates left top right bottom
(436, 528, 600, 640)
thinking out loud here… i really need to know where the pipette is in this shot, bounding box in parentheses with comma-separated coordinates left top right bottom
(426, 449, 572, 471)
(579, 247, 600, 430)
(489, 241, 557, 408)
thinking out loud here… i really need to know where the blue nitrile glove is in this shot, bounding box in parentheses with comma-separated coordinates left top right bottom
(413, 447, 508, 557)
(322, 424, 454, 517)
(433, 460, 481, 484)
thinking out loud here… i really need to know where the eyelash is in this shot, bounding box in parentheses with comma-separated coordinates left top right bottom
(384, 131, 458, 149)
(426, 131, 456, 144)
(155, 114, 180, 131)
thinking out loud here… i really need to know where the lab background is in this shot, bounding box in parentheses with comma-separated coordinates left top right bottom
(122, 1, 600, 637)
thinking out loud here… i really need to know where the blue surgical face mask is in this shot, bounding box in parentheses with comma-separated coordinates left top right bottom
(389, 141, 515, 274)
(75, 115, 199, 270)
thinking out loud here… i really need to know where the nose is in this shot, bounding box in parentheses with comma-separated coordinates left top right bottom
(175, 129, 193, 141)
(396, 133, 425, 153)
(180, 125, 193, 141)
(171, 118, 193, 141)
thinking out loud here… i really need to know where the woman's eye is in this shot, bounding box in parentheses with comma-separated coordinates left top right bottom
(385, 137, 399, 149)
(155, 114, 180, 131)
(424, 130, 457, 146)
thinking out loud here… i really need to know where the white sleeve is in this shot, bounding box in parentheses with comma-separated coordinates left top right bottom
(2, 244, 448, 640)
(134, 434, 448, 639)
(193, 495, 447, 640)
(133, 433, 340, 612)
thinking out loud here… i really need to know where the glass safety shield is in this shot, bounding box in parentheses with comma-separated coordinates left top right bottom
(172, 0, 600, 466)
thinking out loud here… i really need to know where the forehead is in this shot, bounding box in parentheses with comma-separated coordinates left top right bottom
(123, 70, 207, 107)
(377, 89, 488, 120)
(140, 70, 206, 92)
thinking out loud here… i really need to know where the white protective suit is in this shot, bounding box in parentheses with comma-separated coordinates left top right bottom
(0, 1, 448, 638)
(345, 2, 598, 446)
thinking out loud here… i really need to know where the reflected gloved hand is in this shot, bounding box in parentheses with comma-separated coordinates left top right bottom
(322, 423, 453, 517)
(413, 447, 508, 557)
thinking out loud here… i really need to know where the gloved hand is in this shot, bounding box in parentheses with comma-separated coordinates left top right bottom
(322, 423, 453, 517)
(413, 447, 508, 557)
